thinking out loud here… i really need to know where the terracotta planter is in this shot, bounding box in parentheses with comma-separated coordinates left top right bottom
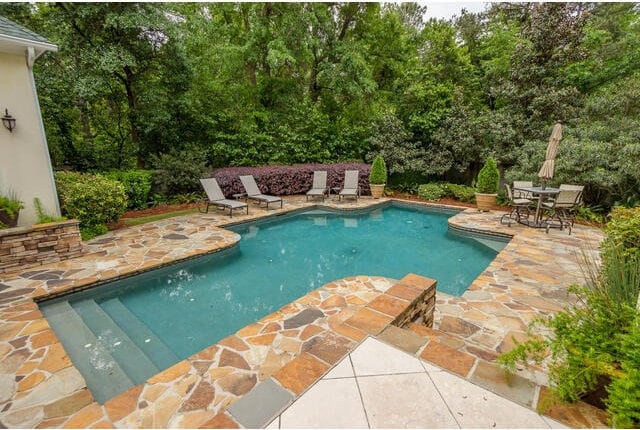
(370, 184, 385, 199)
(475, 193, 497, 211)
(0, 209, 19, 228)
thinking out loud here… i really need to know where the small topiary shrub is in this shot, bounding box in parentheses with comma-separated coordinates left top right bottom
(476, 157, 499, 194)
(369, 155, 387, 185)
(446, 183, 476, 202)
(418, 183, 447, 201)
(105, 170, 153, 210)
(55, 171, 127, 239)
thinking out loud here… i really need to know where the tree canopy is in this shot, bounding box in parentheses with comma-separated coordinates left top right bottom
(2, 2, 639, 208)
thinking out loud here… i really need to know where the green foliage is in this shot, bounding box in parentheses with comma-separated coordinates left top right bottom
(446, 183, 476, 202)
(151, 150, 207, 197)
(603, 206, 640, 258)
(54, 172, 127, 231)
(369, 155, 387, 185)
(607, 315, 640, 428)
(418, 183, 447, 201)
(33, 198, 66, 224)
(367, 113, 426, 175)
(80, 224, 109, 241)
(105, 170, 153, 210)
(576, 206, 606, 225)
(476, 158, 499, 194)
(0, 192, 23, 219)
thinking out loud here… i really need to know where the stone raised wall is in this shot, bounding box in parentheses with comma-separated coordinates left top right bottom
(391, 274, 437, 328)
(0, 220, 83, 274)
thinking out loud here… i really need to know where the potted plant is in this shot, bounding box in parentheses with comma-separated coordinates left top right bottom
(475, 157, 499, 211)
(369, 155, 387, 199)
(0, 192, 24, 228)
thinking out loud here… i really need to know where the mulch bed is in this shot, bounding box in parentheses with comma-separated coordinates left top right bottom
(107, 203, 199, 230)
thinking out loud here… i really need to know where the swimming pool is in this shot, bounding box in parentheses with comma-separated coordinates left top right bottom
(40, 203, 507, 403)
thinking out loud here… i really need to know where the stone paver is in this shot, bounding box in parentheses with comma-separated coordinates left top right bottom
(0, 197, 608, 428)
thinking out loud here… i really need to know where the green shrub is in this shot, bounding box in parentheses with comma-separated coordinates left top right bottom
(607, 315, 640, 428)
(55, 171, 127, 234)
(151, 150, 207, 197)
(388, 170, 431, 194)
(603, 206, 640, 258)
(80, 224, 109, 241)
(446, 183, 476, 202)
(33, 198, 66, 224)
(105, 170, 153, 210)
(476, 157, 499, 194)
(369, 155, 387, 185)
(418, 183, 447, 201)
(0, 192, 23, 219)
(168, 192, 203, 204)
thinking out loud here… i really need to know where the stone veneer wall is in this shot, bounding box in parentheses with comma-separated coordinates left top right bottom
(392, 277, 436, 328)
(0, 220, 83, 274)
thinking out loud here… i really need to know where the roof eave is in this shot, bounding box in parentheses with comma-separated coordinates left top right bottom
(0, 33, 58, 53)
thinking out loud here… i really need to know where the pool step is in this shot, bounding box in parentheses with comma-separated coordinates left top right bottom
(72, 299, 160, 385)
(39, 300, 134, 404)
(100, 298, 180, 370)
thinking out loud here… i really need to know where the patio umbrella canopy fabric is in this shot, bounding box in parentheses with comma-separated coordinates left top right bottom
(538, 122, 563, 180)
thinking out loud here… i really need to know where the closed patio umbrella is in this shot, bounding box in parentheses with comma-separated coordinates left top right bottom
(538, 122, 563, 185)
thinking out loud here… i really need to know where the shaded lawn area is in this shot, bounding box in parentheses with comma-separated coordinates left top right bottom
(108, 203, 199, 230)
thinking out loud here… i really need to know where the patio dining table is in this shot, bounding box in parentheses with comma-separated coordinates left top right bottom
(513, 186, 560, 228)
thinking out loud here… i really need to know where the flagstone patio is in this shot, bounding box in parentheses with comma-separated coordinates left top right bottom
(0, 196, 608, 428)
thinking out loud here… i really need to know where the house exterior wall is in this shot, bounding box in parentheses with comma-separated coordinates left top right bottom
(0, 50, 60, 227)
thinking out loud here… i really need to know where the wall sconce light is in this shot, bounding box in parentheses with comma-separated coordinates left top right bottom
(2, 109, 16, 133)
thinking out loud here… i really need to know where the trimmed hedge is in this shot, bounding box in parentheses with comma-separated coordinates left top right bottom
(418, 183, 448, 201)
(105, 170, 153, 210)
(210, 163, 371, 197)
(54, 171, 127, 235)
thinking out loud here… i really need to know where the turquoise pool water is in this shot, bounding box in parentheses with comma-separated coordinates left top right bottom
(40, 203, 507, 403)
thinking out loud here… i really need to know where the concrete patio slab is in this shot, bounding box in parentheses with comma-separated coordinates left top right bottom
(350, 336, 425, 376)
(279, 378, 369, 428)
(429, 370, 549, 428)
(323, 356, 354, 379)
(358, 372, 458, 428)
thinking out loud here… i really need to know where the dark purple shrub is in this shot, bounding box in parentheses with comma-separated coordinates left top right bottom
(210, 163, 372, 197)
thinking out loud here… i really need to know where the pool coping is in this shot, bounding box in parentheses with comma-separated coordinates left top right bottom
(0, 196, 608, 428)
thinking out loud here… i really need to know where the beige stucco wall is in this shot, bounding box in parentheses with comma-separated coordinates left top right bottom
(0, 50, 60, 227)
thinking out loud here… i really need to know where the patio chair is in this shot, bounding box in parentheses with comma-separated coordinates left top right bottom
(513, 181, 534, 199)
(541, 188, 583, 234)
(198, 178, 248, 218)
(500, 184, 532, 226)
(306, 171, 329, 201)
(239, 175, 283, 209)
(338, 170, 360, 201)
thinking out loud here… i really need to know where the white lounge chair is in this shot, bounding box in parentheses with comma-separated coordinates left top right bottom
(199, 178, 248, 217)
(239, 175, 283, 209)
(338, 170, 360, 200)
(306, 171, 329, 201)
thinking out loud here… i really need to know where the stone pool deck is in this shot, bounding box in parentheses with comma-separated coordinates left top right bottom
(0, 196, 608, 428)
